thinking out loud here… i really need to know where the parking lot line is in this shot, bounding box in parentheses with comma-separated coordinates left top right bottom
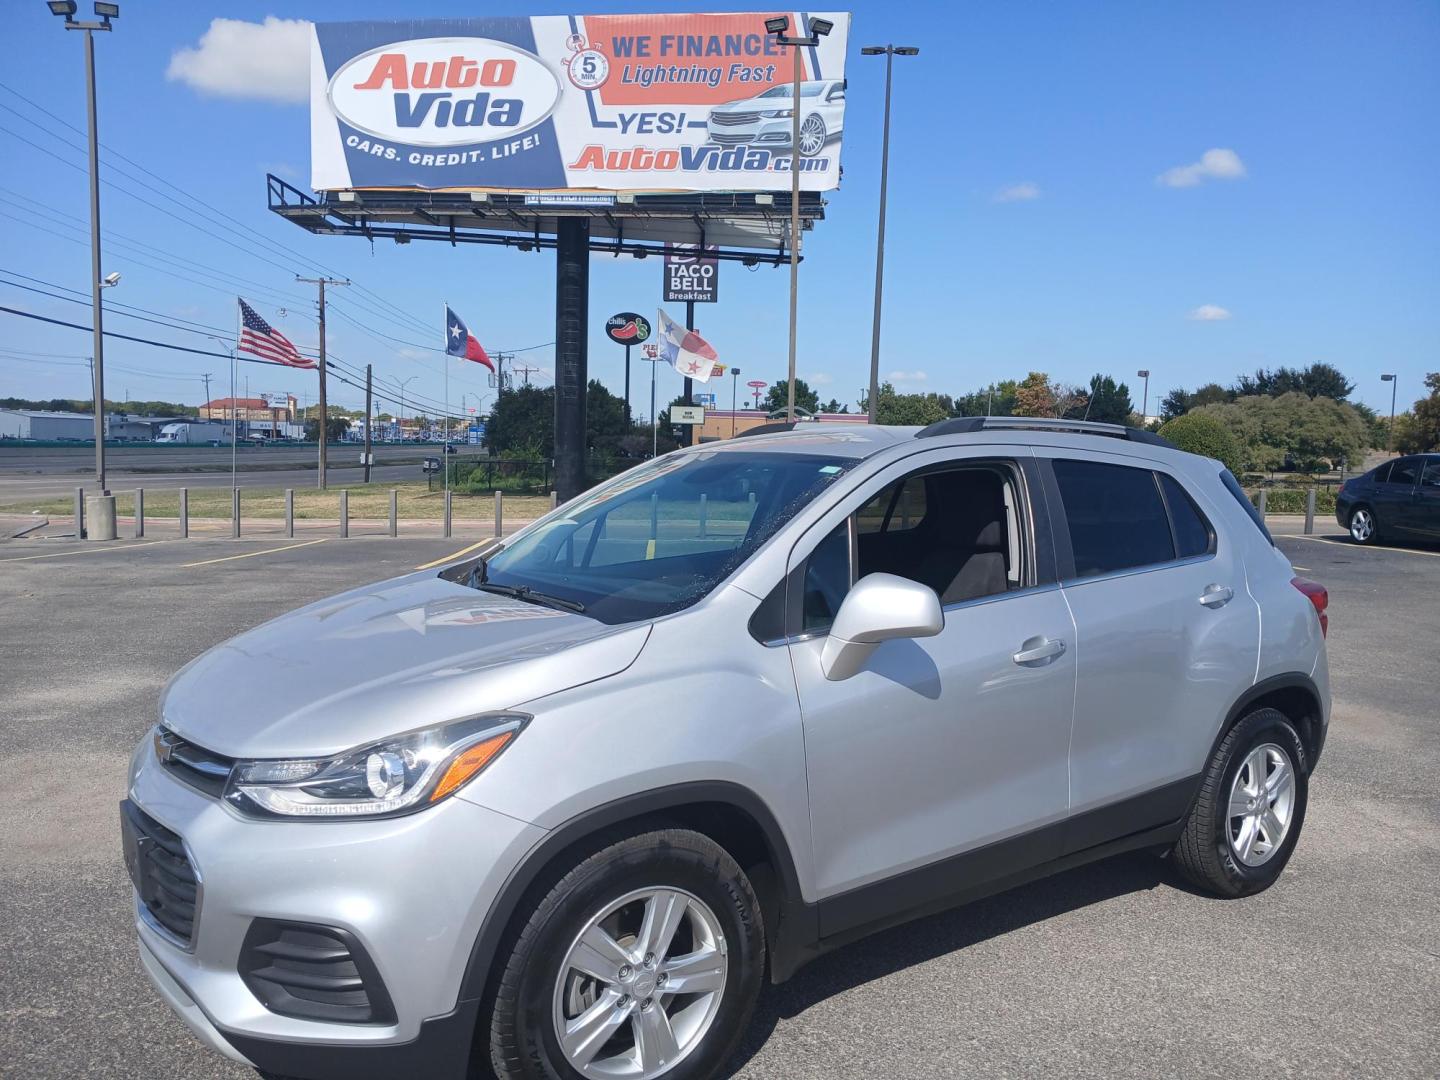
(0, 540, 176, 564)
(181, 539, 328, 567)
(1278, 534, 1440, 558)
(413, 539, 496, 570)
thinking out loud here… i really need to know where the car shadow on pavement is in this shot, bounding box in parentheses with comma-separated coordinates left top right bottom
(720, 851, 1190, 1076)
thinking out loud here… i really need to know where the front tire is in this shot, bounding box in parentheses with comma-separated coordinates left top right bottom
(1173, 708, 1309, 898)
(488, 828, 765, 1080)
(1349, 506, 1378, 544)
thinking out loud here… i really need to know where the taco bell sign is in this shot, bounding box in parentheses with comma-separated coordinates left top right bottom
(310, 13, 851, 192)
(664, 243, 719, 303)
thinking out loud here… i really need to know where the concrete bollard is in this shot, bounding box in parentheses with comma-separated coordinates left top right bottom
(650, 491, 659, 538)
(179, 488, 188, 539)
(340, 490, 349, 538)
(550, 490, 559, 511)
(1305, 488, 1316, 535)
(74, 486, 85, 540)
(389, 489, 398, 537)
(699, 493, 708, 538)
(232, 488, 241, 539)
(85, 494, 117, 541)
(494, 490, 503, 537)
(134, 487, 144, 539)
(444, 490, 453, 538)
(1257, 489, 1268, 519)
(285, 489, 294, 538)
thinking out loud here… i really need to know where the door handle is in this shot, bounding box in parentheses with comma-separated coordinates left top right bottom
(1013, 636, 1066, 666)
(1198, 584, 1234, 608)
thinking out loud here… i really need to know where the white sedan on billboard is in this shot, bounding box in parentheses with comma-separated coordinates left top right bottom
(706, 79, 846, 157)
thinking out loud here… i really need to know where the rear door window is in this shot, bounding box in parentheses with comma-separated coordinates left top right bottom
(1052, 459, 1175, 578)
(1387, 457, 1421, 488)
(1159, 474, 1215, 559)
(1421, 460, 1440, 489)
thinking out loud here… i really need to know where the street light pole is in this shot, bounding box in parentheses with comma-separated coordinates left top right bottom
(397, 375, 417, 442)
(861, 44, 918, 425)
(767, 15, 833, 424)
(49, 1, 119, 492)
(1137, 369, 1151, 422)
(1381, 373, 1397, 451)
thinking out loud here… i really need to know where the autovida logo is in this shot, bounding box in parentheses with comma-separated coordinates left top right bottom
(328, 37, 561, 147)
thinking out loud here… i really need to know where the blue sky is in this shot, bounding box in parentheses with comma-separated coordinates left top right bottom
(2, 0, 1436, 422)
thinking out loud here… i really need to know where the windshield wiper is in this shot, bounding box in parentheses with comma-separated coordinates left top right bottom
(474, 582, 586, 614)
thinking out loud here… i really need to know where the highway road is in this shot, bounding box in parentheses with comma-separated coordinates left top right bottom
(0, 443, 447, 502)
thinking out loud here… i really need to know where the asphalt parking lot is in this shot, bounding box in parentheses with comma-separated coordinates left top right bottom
(0, 526, 1436, 1079)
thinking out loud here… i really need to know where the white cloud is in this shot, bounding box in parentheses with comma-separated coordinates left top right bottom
(1188, 304, 1233, 321)
(887, 370, 928, 383)
(994, 181, 1041, 203)
(1157, 148, 1247, 188)
(167, 17, 312, 105)
(802, 371, 834, 386)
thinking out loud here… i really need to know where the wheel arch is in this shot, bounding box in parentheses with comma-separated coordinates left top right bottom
(1213, 673, 1325, 775)
(458, 782, 814, 1005)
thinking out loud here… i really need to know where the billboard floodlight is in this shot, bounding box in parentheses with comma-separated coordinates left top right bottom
(94, 1, 119, 16)
(764, 16, 789, 34)
(808, 17, 834, 37)
(47, 1, 77, 16)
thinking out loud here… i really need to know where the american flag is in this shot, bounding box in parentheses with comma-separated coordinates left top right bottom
(238, 298, 314, 368)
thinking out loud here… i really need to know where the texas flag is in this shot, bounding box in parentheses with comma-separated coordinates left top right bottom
(444, 304, 494, 371)
(656, 307, 718, 383)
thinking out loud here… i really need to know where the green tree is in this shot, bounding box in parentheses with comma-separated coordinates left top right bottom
(820, 398, 849, 414)
(1407, 372, 1440, 452)
(1160, 382, 1231, 421)
(1195, 392, 1369, 473)
(859, 382, 951, 426)
(762, 378, 820, 415)
(953, 380, 1017, 417)
(486, 386, 555, 455)
(1157, 412, 1245, 475)
(303, 417, 349, 443)
(1083, 374, 1134, 424)
(1231, 363, 1355, 401)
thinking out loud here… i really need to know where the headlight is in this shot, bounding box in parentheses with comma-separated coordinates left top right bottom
(223, 713, 527, 820)
(763, 108, 793, 118)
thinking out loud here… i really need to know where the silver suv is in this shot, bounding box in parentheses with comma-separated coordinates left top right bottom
(124, 418, 1331, 1080)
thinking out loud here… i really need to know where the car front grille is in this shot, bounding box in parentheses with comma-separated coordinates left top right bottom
(155, 727, 235, 797)
(240, 920, 396, 1025)
(122, 801, 200, 946)
(710, 110, 760, 126)
(710, 132, 756, 145)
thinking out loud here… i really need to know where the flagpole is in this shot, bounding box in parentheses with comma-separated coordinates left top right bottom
(650, 347, 658, 459)
(443, 301, 450, 497)
(230, 301, 238, 492)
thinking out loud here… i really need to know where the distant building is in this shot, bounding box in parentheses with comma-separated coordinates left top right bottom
(201, 395, 297, 437)
(694, 409, 867, 442)
(0, 409, 94, 440)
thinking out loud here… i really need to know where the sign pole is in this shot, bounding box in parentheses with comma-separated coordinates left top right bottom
(650, 348, 658, 459)
(624, 343, 632, 426)
(683, 299, 696, 447)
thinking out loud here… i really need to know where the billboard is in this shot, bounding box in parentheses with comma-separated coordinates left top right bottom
(310, 12, 850, 193)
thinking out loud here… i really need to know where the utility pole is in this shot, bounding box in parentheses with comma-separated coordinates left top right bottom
(491, 351, 514, 395)
(765, 15, 834, 425)
(514, 363, 541, 387)
(861, 44, 919, 425)
(296, 276, 348, 489)
(49, 0, 119, 494)
(363, 363, 373, 483)
(201, 373, 212, 411)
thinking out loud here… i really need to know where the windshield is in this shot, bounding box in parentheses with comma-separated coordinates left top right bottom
(757, 83, 824, 99)
(477, 451, 856, 625)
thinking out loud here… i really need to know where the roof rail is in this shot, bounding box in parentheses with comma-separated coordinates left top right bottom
(734, 421, 799, 438)
(915, 415, 1177, 450)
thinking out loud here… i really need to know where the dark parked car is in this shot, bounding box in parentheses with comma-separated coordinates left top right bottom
(1335, 453, 1440, 544)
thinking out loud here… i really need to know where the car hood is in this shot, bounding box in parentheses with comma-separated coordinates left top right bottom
(160, 573, 651, 759)
(710, 97, 769, 114)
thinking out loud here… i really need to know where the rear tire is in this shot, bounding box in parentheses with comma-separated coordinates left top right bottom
(1173, 708, 1309, 898)
(1349, 506, 1378, 544)
(488, 828, 765, 1080)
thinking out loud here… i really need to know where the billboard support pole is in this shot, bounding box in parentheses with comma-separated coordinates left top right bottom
(786, 40, 801, 425)
(554, 218, 589, 501)
(624, 343, 632, 427)
(683, 299, 696, 447)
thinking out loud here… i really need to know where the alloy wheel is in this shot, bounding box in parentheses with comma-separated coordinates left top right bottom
(798, 115, 826, 156)
(1349, 508, 1374, 542)
(1227, 743, 1297, 867)
(553, 887, 728, 1078)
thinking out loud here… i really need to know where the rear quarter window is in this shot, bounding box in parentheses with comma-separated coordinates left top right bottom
(1219, 469, 1273, 544)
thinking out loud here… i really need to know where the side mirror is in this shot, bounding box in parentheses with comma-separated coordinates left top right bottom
(820, 573, 943, 681)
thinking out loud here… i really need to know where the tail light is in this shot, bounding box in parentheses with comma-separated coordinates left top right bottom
(1291, 577, 1328, 637)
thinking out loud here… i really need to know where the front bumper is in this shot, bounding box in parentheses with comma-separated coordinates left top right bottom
(706, 118, 795, 148)
(127, 750, 544, 1078)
